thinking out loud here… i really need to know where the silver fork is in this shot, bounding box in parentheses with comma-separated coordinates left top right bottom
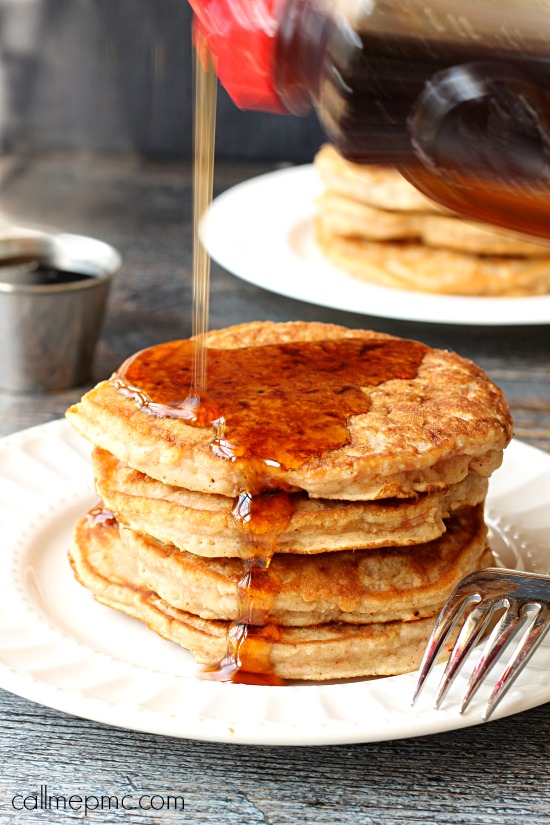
(411, 568, 550, 720)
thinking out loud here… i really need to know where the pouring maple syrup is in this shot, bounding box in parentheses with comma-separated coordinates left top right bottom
(190, 32, 217, 397)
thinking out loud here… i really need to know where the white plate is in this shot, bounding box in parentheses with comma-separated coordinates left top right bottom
(201, 165, 550, 326)
(1, 419, 549, 746)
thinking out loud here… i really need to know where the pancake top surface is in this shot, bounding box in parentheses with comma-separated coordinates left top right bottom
(66, 321, 513, 498)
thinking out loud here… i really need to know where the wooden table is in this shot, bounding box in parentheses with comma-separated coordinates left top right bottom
(0, 155, 549, 825)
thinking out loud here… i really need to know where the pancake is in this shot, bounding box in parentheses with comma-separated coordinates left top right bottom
(69, 513, 493, 679)
(314, 143, 440, 213)
(66, 321, 513, 500)
(314, 144, 550, 295)
(94, 447, 488, 556)
(316, 222, 550, 296)
(318, 191, 549, 257)
(117, 504, 490, 626)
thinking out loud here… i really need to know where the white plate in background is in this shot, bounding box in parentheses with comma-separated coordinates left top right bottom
(201, 165, 550, 326)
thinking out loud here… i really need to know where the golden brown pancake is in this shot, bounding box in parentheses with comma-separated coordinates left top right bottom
(66, 321, 513, 500)
(69, 513, 493, 679)
(316, 222, 550, 296)
(315, 143, 440, 213)
(314, 144, 550, 296)
(318, 191, 549, 257)
(117, 505, 489, 625)
(94, 447, 488, 556)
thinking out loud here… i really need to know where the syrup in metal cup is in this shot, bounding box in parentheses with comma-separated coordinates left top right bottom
(0, 230, 121, 392)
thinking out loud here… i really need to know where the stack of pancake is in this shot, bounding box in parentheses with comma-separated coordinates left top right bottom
(66, 321, 513, 681)
(315, 144, 550, 296)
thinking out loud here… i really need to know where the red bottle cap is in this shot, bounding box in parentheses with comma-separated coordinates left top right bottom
(189, 0, 290, 112)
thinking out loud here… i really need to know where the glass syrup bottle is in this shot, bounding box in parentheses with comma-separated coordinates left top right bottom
(190, 0, 550, 239)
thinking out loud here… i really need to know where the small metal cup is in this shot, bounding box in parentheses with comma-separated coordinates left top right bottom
(0, 229, 121, 392)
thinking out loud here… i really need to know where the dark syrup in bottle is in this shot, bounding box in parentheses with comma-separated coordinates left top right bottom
(279, 2, 550, 240)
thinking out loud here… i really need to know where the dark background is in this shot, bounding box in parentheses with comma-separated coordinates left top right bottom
(0, 0, 324, 161)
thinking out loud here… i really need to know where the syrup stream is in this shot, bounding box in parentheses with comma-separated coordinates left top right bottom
(191, 35, 282, 683)
(191, 31, 217, 397)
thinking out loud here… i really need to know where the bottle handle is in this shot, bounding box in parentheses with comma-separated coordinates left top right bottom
(408, 61, 550, 181)
(404, 61, 550, 240)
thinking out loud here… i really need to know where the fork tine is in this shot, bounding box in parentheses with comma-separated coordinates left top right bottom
(434, 597, 504, 710)
(460, 601, 525, 714)
(484, 604, 550, 721)
(411, 590, 481, 706)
